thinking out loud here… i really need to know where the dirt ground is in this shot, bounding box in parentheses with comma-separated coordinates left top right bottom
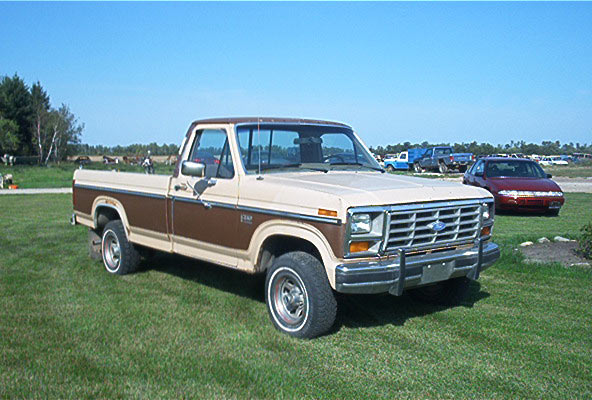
(520, 241, 591, 267)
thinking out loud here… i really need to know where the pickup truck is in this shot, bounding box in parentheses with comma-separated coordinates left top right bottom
(72, 117, 500, 338)
(412, 146, 474, 174)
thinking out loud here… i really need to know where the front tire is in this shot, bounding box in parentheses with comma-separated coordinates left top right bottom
(386, 164, 395, 172)
(101, 220, 140, 275)
(265, 251, 337, 338)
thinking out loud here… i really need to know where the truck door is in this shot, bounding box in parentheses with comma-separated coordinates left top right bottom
(169, 126, 240, 267)
(423, 148, 434, 168)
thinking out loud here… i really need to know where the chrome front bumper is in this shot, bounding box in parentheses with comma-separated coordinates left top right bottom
(334, 241, 500, 295)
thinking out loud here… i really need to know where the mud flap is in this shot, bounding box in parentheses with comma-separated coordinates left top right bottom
(88, 228, 102, 261)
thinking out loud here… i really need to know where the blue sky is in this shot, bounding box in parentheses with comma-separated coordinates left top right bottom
(1, 2, 591, 147)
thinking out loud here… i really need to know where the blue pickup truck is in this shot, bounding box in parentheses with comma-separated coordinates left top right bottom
(384, 147, 474, 173)
(412, 146, 474, 173)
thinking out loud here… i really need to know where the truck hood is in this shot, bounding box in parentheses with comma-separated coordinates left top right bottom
(239, 171, 491, 217)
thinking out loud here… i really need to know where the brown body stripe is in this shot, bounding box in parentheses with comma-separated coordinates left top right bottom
(74, 186, 345, 258)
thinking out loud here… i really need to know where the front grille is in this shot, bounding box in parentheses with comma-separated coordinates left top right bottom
(385, 201, 481, 252)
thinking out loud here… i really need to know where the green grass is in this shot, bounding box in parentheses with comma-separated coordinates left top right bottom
(0, 163, 175, 188)
(1, 193, 591, 398)
(543, 163, 592, 178)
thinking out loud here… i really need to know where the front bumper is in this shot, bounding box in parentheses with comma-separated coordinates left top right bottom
(495, 195, 564, 211)
(334, 241, 500, 295)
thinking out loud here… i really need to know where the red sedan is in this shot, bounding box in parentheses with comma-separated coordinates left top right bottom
(463, 157, 564, 215)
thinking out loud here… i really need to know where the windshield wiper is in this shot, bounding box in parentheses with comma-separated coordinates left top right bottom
(259, 163, 303, 171)
(329, 162, 385, 173)
(258, 163, 329, 173)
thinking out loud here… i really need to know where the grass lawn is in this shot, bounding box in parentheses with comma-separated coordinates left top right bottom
(0, 163, 175, 189)
(1, 193, 591, 398)
(543, 164, 592, 178)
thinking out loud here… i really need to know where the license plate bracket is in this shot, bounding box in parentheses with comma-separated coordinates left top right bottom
(421, 261, 454, 284)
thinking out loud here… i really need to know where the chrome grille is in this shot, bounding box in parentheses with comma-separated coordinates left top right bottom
(385, 202, 481, 252)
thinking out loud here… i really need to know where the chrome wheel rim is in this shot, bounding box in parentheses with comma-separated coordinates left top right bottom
(269, 268, 308, 331)
(102, 230, 121, 272)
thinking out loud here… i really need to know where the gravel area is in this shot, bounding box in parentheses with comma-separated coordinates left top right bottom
(0, 188, 72, 195)
(520, 241, 590, 267)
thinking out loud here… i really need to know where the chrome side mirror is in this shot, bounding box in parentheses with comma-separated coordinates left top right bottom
(181, 161, 205, 177)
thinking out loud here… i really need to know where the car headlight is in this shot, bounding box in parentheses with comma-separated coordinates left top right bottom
(351, 213, 371, 234)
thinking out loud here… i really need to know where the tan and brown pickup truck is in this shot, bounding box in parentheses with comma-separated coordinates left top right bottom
(72, 117, 500, 338)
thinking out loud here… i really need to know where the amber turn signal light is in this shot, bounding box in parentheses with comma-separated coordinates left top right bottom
(481, 226, 491, 237)
(349, 241, 370, 253)
(318, 208, 338, 217)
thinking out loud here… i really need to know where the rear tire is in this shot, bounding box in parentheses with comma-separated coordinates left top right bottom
(438, 162, 448, 174)
(101, 220, 140, 275)
(410, 277, 471, 306)
(265, 251, 337, 339)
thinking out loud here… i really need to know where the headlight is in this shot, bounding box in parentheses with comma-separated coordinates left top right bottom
(351, 213, 371, 234)
(498, 190, 563, 197)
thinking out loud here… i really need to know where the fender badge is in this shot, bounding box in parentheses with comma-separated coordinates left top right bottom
(240, 214, 253, 225)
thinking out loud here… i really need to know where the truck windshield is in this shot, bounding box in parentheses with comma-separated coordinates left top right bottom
(435, 148, 452, 155)
(236, 124, 383, 174)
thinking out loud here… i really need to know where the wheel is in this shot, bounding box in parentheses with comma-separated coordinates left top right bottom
(438, 162, 448, 174)
(101, 220, 140, 275)
(414, 163, 424, 173)
(547, 209, 560, 216)
(386, 164, 395, 172)
(265, 251, 337, 338)
(410, 277, 471, 306)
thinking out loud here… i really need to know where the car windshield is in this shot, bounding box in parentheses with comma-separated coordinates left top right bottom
(486, 160, 546, 178)
(236, 124, 383, 174)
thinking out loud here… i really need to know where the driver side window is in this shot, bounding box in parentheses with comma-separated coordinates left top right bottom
(188, 129, 234, 179)
(472, 160, 484, 176)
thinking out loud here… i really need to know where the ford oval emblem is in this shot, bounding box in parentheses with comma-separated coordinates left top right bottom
(428, 221, 447, 232)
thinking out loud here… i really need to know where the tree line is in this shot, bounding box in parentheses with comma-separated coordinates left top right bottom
(71, 143, 179, 157)
(370, 139, 592, 157)
(0, 73, 84, 163)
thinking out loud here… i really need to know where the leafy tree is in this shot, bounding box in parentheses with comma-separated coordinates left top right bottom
(30, 81, 51, 163)
(0, 117, 20, 154)
(0, 74, 34, 155)
(44, 104, 84, 163)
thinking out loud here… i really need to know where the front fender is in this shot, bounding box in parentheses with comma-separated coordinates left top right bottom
(246, 219, 341, 288)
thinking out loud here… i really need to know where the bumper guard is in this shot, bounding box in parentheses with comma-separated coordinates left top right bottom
(335, 240, 500, 295)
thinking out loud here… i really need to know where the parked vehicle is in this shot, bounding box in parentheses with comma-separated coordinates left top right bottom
(462, 157, 564, 215)
(412, 146, 474, 173)
(549, 156, 569, 166)
(74, 156, 91, 165)
(383, 151, 410, 171)
(72, 117, 499, 338)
